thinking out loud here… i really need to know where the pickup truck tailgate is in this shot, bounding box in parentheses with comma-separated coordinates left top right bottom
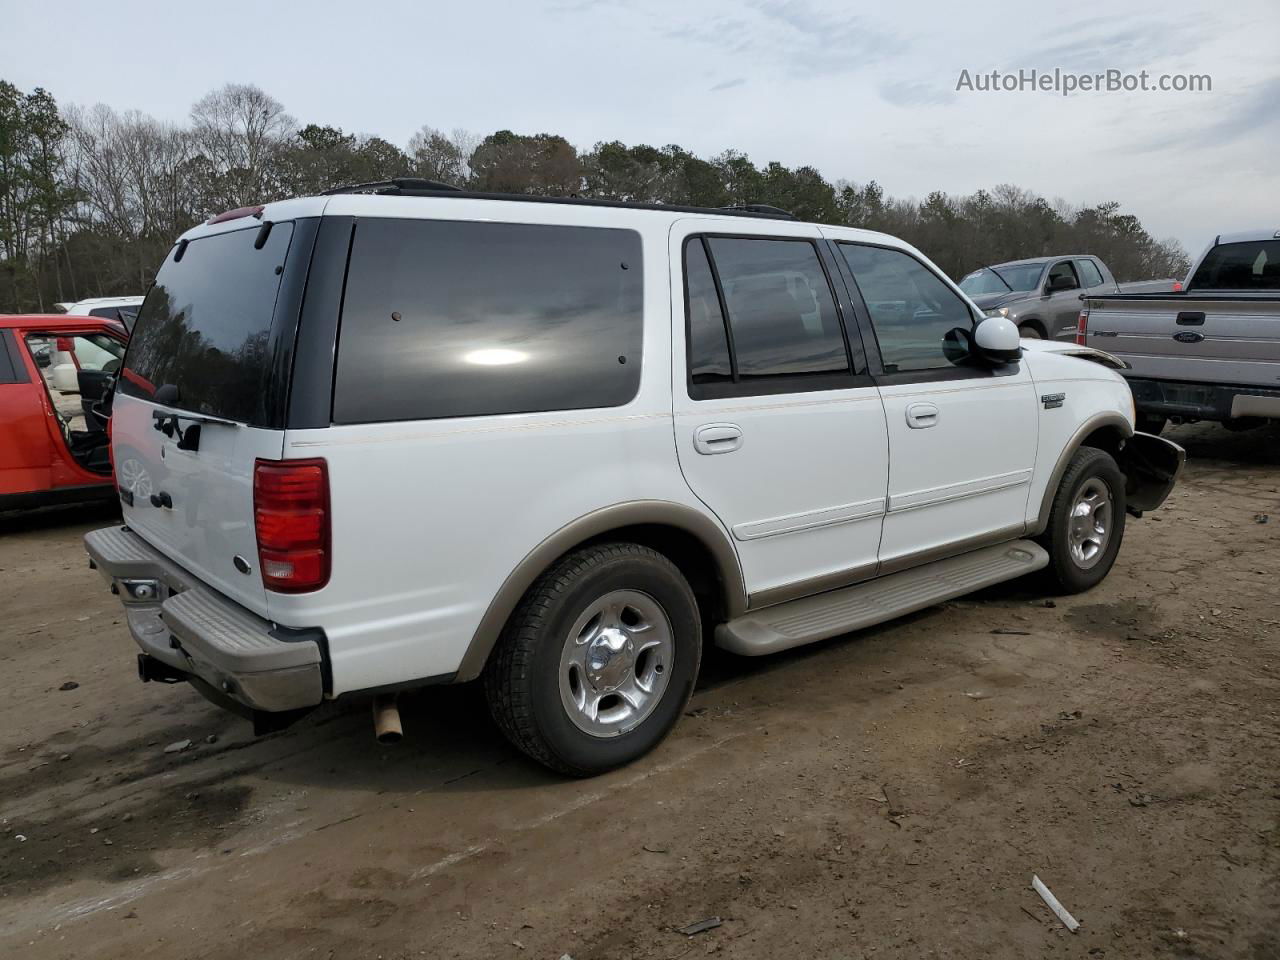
(1086, 296, 1280, 388)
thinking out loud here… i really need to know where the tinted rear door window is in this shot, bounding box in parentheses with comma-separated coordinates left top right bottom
(705, 237, 848, 380)
(118, 223, 295, 424)
(333, 219, 643, 423)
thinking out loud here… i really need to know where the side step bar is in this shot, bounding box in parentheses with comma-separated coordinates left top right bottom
(716, 540, 1049, 656)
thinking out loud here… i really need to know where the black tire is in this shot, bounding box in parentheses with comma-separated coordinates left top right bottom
(484, 542, 702, 776)
(1037, 447, 1127, 594)
(1136, 412, 1167, 435)
(1017, 322, 1045, 340)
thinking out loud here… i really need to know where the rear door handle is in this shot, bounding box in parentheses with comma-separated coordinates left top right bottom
(1176, 311, 1206, 325)
(693, 423, 743, 455)
(905, 402, 940, 429)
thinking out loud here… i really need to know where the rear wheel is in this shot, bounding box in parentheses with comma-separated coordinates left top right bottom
(1037, 447, 1127, 593)
(484, 543, 701, 776)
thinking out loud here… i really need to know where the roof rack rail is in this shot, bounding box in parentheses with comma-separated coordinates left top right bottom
(322, 177, 463, 196)
(720, 203, 796, 220)
(318, 178, 799, 221)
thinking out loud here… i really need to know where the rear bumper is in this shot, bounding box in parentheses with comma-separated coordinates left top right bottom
(1127, 377, 1280, 422)
(83, 525, 326, 714)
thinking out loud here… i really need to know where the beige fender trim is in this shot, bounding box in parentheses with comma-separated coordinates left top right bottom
(454, 501, 745, 682)
(1028, 413, 1133, 536)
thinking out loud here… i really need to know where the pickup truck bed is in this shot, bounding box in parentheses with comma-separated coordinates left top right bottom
(1080, 230, 1280, 427)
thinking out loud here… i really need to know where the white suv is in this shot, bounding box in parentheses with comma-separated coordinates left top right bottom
(85, 180, 1184, 775)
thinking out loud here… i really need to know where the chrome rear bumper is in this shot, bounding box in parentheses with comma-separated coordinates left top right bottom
(84, 525, 324, 714)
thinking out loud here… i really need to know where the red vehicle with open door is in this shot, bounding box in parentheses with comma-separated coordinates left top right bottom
(1, 314, 128, 511)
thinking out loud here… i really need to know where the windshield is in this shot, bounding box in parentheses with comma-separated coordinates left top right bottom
(118, 223, 294, 424)
(958, 262, 1045, 296)
(1190, 240, 1280, 291)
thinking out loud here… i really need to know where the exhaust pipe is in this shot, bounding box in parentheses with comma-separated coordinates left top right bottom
(373, 694, 403, 744)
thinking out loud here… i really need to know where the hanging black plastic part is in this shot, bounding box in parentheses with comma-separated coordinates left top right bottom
(173, 239, 189, 262)
(253, 221, 274, 250)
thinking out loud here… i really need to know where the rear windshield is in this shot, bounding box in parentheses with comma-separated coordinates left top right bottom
(333, 218, 643, 424)
(1190, 240, 1280, 291)
(118, 223, 295, 423)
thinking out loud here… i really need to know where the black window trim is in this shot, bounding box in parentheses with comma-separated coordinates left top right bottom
(682, 231, 870, 401)
(831, 239, 1019, 386)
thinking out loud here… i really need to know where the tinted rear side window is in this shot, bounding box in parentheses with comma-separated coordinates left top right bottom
(333, 219, 643, 423)
(705, 237, 848, 379)
(1191, 240, 1280, 291)
(119, 224, 295, 424)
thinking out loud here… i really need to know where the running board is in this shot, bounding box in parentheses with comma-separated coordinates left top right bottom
(716, 540, 1049, 656)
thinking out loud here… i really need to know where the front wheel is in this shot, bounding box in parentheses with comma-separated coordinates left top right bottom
(1037, 447, 1127, 593)
(484, 543, 702, 776)
(1017, 323, 1044, 340)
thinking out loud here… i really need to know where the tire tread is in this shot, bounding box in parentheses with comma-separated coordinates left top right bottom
(484, 542, 696, 776)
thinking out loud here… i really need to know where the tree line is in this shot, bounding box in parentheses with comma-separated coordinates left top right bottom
(0, 80, 1190, 312)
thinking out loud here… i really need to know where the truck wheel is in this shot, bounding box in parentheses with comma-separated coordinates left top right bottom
(1136, 413, 1167, 435)
(1038, 447, 1127, 594)
(484, 543, 701, 776)
(1017, 323, 1044, 340)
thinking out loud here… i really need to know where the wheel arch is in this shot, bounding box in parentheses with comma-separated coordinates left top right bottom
(1028, 413, 1132, 536)
(454, 501, 745, 681)
(1017, 316, 1048, 339)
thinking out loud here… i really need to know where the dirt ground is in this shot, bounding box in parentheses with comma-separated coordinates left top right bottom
(1, 422, 1277, 960)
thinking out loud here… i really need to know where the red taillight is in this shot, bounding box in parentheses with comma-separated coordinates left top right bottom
(253, 458, 330, 593)
(1075, 310, 1089, 345)
(1172, 281, 1183, 292)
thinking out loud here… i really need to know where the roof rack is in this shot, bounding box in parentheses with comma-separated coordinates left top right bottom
(321, 178, 797, 220)
(322, 177, 463, 195)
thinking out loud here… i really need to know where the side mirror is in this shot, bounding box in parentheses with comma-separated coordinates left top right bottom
(972, 316, 1022, 365)
(1046, 274, 1077, 294)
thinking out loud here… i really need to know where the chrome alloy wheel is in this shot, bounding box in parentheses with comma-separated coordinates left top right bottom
(1067, 477, 1112, 569)
(558, 589, 674, 738)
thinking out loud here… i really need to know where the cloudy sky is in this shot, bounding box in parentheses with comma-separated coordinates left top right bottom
(6, 0, 1277, 253)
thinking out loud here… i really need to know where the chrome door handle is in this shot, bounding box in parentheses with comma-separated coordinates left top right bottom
(905, 402, 940, 429)
(693, 423, 743, 455)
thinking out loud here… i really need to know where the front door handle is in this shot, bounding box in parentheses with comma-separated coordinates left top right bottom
(905, 402, 940, 429)
(693, 423, 743, 455)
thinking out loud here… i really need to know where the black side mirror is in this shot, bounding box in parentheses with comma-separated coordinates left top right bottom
(1046, 274, 1077, 294)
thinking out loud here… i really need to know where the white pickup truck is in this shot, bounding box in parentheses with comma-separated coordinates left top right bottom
(1078, 229, 1280, 433)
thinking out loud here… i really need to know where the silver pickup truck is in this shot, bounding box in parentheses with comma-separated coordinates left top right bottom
(1078, 229, 1280, 433)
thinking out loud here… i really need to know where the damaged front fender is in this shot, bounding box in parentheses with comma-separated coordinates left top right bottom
(1118, 432, 1186, 514)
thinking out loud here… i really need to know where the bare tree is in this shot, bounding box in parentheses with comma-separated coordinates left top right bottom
(190, 83, 294, 208)
(408, 125, 477, 186)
